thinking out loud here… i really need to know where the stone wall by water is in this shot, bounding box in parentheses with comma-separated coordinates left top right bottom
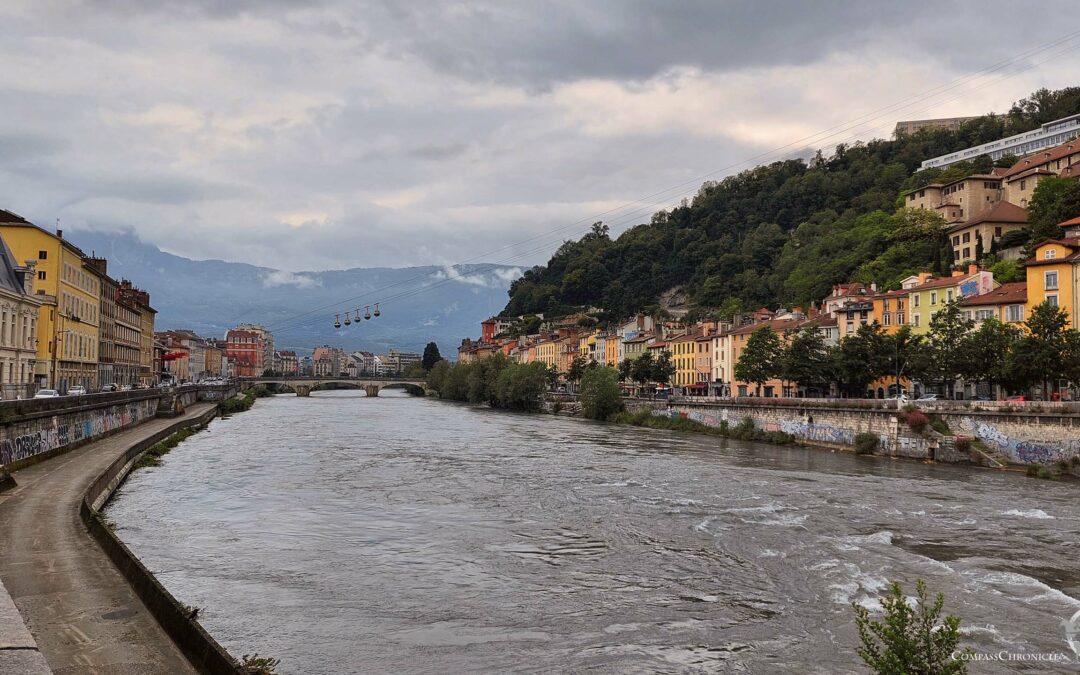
(629, 399, 1080, 465)
(0, 394, 160, 471)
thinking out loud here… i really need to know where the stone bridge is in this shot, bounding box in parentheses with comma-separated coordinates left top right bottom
(241, 377, 426, 398)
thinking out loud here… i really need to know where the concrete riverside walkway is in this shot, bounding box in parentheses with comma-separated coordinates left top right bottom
(0, 405, 215, 675)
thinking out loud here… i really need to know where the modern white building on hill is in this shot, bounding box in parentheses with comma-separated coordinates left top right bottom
(919, 113, 1080, 170)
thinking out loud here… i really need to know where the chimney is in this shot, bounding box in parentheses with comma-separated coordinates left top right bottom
(951, 270, 964, 277)
(918, 272, 933, 283)
(56, 228, 63, 239)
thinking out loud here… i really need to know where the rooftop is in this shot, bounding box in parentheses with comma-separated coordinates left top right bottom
(959, 282, 1027, 306)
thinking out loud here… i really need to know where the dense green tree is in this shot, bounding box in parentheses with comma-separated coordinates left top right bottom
(426, 359, 451, 392)
(988, 258, 1022, 283)
(617, 358, 634, 383)
(779, 326, 830, 394)
(651, 351, 676, 387)
(1027, 175, 1080, 248)
(629, 352, 655, 388)
(925, 299, 974, 398)
(579, 367, 624, 420)
(735, 326, 782, 396)
(421, 342, 443, 371)
(831, 324, 890, 397)
(1008, 302, 1072, 399)
(493, 362, 549, 411)
(959, 318, 1021, 398)
(883, 324, 928, 400)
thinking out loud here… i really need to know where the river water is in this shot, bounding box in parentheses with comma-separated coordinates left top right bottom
(106, 391, 1080, 673)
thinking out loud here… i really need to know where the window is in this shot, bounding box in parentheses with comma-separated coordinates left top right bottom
(1006, 305, 1024, 322)
(946, 290, 954, 302)
(913, 314, 920, 327)
(953, 250, 960, 260)
(37, 271, 46, 280)
(953, 236, 960, 246)
(930, 291, 938, 305)
(1046, 294, 1059, 307)
(913, 295, 920, 308)
(995, 227, 1002, 237)
(963, 247, 970, 259)
(963, 232, 970, 243)
(1020, 180, 1027, 190)
(1045, 249, 1057, 260)
(883, 313, 891, 326)
(38, 250, 47, 259)
(1046, 271, 1059, 290)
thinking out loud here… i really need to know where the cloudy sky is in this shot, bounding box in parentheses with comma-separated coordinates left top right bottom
(2, 1, 1079, 273)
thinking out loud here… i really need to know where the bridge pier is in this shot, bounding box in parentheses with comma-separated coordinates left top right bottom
(364, 385, 380, 398)
(295, 385, 311, 397)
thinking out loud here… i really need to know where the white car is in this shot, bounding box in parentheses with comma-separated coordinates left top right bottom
(917, 394, 939, 401)
(67, 385, 87, 395)
(34, 389, 61, 399)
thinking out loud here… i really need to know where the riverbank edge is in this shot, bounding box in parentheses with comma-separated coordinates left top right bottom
(80, 405, 245, 675)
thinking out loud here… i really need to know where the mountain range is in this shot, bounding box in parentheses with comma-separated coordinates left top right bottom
(62, 229, 518, 356)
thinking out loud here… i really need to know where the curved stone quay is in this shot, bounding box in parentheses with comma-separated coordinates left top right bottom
(0, 406, 216, 674)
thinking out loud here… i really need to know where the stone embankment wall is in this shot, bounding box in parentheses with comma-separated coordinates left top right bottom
(0, 385, 237, 473)
(629, 399, 1080, 465)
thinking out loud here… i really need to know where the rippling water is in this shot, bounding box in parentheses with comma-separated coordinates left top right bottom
(106, 391, 1080, 673)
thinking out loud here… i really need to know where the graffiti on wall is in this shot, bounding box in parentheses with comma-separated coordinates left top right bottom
(953, 416, 1080, 464)
(653, 407, 890, 451)
(0, 404, 151, 467)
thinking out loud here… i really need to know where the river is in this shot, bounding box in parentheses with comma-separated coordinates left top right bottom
(105, 390, 1080, 673)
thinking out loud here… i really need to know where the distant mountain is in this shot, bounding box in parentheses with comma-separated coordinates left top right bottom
(65, 229, 517, 356)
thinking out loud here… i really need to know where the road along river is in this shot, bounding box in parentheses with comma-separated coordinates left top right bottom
(106, 390, 1080, 673)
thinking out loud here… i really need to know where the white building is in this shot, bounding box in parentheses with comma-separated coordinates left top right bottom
(920, 113, 1080, 170)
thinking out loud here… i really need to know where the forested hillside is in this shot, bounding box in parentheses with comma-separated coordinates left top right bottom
(504, 87, 1080, 321)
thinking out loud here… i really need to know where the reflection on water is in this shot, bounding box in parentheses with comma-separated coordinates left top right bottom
(107, 390, 1080, 674)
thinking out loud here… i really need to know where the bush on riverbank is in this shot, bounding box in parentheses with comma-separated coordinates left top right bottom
(854, 432, 879, 455)
(579, 367, 624, 420)
(426, 353, 550, 411)
(134, 425, 201, 469)
(219, 386, 269, 415)
(853, 579, 972, 673)
(611, 410, 795, 444)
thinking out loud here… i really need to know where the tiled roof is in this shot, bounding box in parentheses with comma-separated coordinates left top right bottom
(960, 282, 1027, 306)
(1059, 215, 1080, 228)
(1025, 238, 1080, 265)
(948, 201, 1028, 232)
(0, 209, 30, 224)
(1003, 140, 1080, 178)
(910, 273, 979, 291)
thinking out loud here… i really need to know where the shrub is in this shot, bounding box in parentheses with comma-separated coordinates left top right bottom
(853, 579, 972, 674)
(904, 411, 929, 433)
(579, 367, 624, 420)
(1055, 458, 1070, 473)
(241, 654, 281, 675)
(854, 433, 879, 455)
(929, 417, 950, 435)
(1025, 463, 1055, 479)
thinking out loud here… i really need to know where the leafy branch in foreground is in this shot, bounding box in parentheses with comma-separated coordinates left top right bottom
(853, 579, 972, 674)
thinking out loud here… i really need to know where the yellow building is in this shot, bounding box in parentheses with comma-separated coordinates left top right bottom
(872, 289, 909, 335)
(0, 217, 101, 390)
(907, 269, 995, 334)
(1024, 239, 1080, 325)
(603, 332, 618, 366)
(535, 337, 558, 371)
(669, 333, 696, 390)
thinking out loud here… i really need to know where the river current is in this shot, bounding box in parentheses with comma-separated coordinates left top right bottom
(106, 390, 1080, 673)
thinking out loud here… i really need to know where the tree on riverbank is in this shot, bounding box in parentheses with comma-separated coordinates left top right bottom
(735, 326, 782, 396)
(422, 342, 443, 371)
(426, 357, 548, 411)
(579, 367, 624, 420)
(853, 579, 972, 674)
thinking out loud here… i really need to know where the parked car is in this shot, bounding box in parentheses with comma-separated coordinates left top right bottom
(1005, 395, 1027, 402)
(917, 394, 938, 401)
(33, 389, 61, 399)
(120, 384, 133, 391)
(67, 385, 87, 396)
(100, 383, 118, 392)
(884, 393, 909, 402)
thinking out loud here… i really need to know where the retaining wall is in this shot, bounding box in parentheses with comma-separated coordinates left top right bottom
(81, 407, 242, 675)
(631, 399, 1080, 465)
(0, 394, 160, 472)
(0, 385, 237, 473)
